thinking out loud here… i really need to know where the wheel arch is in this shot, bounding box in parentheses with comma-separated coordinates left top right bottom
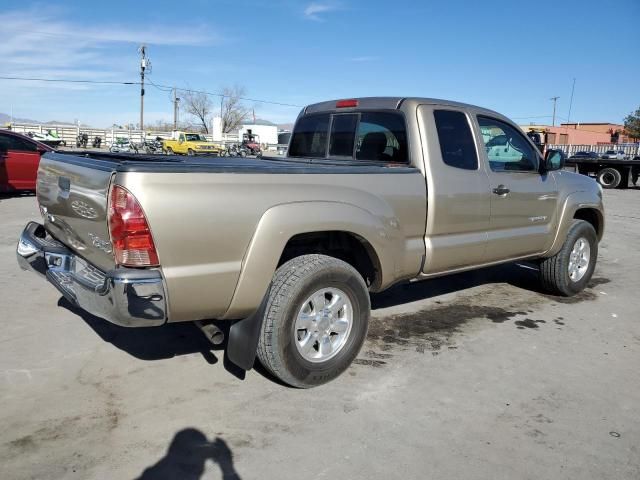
(573, 207, 604, 241)
(221, 201, 397, 320)
(544, 191, 605, 257)
(278, 230, 383, 291)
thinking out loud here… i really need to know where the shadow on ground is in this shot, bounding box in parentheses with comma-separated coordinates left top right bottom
(57, 297, 220, 364)
(135, 429, 242, 480)
(0, 191, 35, 203)
(58, 261, 607, 380)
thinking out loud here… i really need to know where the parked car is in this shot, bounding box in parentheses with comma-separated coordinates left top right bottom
(0, 130, 53, 192)
(601, 150, 625, 160)
(162, 132, 224, 156)
(17, 97, 604, 388)
(569, 151, 600, 160)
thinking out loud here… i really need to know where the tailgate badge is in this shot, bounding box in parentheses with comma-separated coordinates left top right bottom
(71, 200, 98, 219)
(88, 233, 113, 254)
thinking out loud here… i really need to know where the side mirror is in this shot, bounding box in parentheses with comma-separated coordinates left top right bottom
(542, 149, 565, 172)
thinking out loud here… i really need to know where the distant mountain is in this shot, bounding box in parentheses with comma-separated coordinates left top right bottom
(0, 112, 41, 125)
(0, 112, 90, 127)
(277, 123, 294, 131)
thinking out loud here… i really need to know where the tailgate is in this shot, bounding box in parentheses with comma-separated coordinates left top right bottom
(37, 153, 116, 272)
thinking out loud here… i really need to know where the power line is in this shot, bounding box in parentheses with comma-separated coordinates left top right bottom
(163, 84, 304, 108)
(0, 75, 136, 85)
(0, 75, 304, 108)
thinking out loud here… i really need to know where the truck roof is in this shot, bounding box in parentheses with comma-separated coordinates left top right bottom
(304, 96, 504, 118)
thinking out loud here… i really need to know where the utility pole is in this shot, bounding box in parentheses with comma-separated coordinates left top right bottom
(566, 78, 576, 125)
(220, 95, 224, 133)
(550, 96, 559, 126)
(173, 88, 180, 130)
(139, 45, 150, 132)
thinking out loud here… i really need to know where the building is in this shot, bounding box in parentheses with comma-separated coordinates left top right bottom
(238, 119, 278, 146)
(560, 123, 634, 144)
(519, 123, 625, 145)
(211, 117, 278, 145)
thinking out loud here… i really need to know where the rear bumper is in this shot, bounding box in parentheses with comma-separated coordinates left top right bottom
(17, 222, 167, 327)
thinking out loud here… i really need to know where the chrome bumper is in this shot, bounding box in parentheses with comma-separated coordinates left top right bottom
(17, 222, 167, 327)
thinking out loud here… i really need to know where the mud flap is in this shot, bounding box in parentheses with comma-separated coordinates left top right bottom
(226, 294, 269, 371)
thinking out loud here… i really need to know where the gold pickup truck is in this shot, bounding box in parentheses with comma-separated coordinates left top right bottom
(17, 97, 604, 388)
(162, 132, 224, 156)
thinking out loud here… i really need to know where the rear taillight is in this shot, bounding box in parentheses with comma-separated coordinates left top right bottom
(107, 185, 159, 267)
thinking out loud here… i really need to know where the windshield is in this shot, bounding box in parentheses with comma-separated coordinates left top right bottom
(185, 134, 207, 142)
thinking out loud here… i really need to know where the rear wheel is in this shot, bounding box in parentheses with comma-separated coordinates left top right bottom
(257, 254, 370, 388)
(187, 148, 195, 156)
(165, 147, 173, 155)
(597, 167, 622, 188)
(539, 220, 597, 296)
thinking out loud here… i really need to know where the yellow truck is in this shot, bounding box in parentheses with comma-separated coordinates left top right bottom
(162, 131, 224, 156)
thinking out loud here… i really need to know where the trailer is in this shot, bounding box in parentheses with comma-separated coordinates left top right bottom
(565, 156, 640, 189)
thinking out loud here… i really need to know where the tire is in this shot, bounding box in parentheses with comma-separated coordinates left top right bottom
(187, 149, 195, 156)
(539, 220, 598, 296)
(257, 254, 370, 388)
(597, 167, 622, 188)
(165, 147, 173, 155)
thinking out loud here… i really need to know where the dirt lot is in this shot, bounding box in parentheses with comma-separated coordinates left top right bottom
(1, 189, 638, 480)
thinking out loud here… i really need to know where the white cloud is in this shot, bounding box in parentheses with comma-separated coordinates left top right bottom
(350, 56, 379, 62)
(0, 7, 221, 125)
(304, 2, 339, 21)
(0, 7, 218, 80)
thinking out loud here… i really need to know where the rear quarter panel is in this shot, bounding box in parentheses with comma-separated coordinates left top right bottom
(118, 169, 426, 322)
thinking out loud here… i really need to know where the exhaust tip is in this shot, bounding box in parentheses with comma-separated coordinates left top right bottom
(194, 320, 225, 346)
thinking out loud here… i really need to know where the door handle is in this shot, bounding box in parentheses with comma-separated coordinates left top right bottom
(492, 185, 510, 196)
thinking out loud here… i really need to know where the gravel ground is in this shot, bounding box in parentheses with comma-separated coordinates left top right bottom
(0, 188, 638, 480)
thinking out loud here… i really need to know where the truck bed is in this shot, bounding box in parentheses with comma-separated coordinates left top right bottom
(46, 151, 418, 175)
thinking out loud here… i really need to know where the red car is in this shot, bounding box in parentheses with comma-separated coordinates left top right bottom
(0, 130, 53, 192)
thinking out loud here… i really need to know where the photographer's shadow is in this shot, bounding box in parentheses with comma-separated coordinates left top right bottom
(135, 428, 241, 480)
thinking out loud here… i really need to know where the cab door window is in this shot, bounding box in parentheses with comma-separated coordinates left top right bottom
(478, 116, 538, 172)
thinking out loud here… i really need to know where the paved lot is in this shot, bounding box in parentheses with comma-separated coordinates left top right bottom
(1, 189, 638, 480)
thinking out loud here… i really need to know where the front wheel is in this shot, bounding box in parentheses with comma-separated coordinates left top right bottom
(539, 220, 598, 296)
(187, 148, 195, 156)
(257, 254, 370, 388)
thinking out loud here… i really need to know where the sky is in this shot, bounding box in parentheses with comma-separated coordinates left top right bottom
(1, 0, 639, 128)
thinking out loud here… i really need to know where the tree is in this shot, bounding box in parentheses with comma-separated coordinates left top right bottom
(183, 90, 212, 133)
(220, 85, 251, 134)
(623, 106, 640, 141)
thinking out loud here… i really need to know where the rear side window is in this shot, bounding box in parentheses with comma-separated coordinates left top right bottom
(289, 111, 408, 163)
(433, 110, 478, 170)
(289, 114, 329, 158)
